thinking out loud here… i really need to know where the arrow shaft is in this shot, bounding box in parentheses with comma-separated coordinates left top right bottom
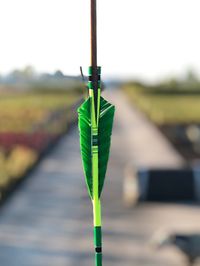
(90, 0, 99, 120)
(91, 0, 97, 68)
(78, 2, 114, 265)
(94, 226, 102, 266)
(91, 1, 102, 265)
(89, 67, 102, 265)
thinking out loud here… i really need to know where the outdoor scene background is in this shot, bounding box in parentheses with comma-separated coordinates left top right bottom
(0, 1, 200, 266)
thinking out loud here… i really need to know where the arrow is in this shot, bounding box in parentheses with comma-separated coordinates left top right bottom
(78, 1, 115, 265)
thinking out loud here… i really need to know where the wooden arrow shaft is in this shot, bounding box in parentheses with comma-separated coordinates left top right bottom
(91, 0, 99, 107)
(91, 0, 97, 67)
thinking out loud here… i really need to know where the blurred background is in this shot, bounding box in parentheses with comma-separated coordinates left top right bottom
(1, 0, 200, 266)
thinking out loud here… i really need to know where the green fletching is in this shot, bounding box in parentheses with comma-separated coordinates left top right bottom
(98, 97, 115, 196)
(78, 96, 115, 199)
(78, 98, 92, 198)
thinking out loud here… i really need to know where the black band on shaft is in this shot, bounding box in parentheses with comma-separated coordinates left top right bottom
(88, 75, 101, 81)
(95, 247, 102, 253)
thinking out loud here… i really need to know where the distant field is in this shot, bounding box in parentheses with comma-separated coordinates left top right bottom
(0, 87, 82, 194)
(0, 90, 80, 131)
(124, 84, 200, 125)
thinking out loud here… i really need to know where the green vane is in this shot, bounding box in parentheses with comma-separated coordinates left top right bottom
(78, 1, 115, 265)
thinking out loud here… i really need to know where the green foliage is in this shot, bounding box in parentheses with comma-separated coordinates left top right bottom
(78, 96, 115, 199)
(0, 90, 80, 132)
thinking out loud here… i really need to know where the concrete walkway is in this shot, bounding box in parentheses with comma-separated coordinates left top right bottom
(107, 90, 185, 168)
(0, 90, 199, 266)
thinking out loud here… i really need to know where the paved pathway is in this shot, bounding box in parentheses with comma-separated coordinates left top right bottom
(107, 90, 185, 168)
(0, 90, 200, 266)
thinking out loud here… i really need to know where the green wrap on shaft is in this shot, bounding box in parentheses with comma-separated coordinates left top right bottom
(94, 226, 102, 266)
(95, 253, 102, 266)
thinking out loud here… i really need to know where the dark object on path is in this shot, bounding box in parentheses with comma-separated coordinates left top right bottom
(153, 232, 200, 266)
(123, 166, 200, 206)
(146, 169, 195, 201)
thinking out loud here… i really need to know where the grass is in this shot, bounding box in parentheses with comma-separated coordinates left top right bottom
(0, 89, 81, 132)
(124, 84, 200, 125)
(0, 146, 37, 188)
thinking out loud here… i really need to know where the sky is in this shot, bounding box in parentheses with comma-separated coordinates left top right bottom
(0, 0, 200, 81)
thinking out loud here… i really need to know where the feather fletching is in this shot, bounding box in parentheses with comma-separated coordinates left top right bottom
(78, 96, 115, 199)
